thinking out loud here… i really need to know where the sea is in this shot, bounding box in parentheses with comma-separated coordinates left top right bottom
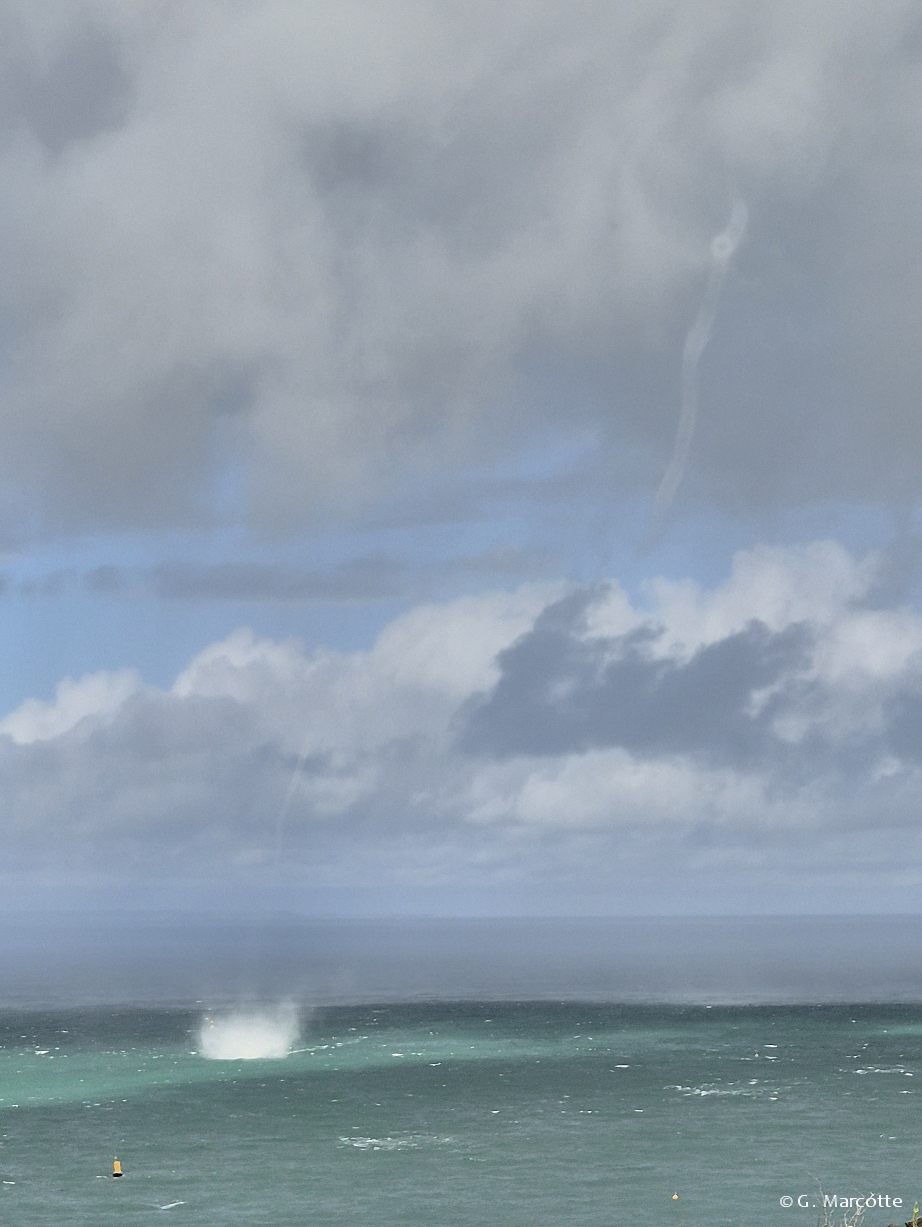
(2, 915, 922, 1225)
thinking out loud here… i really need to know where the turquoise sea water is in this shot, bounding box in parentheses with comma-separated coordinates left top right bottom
(1, 1002, 921, 1225)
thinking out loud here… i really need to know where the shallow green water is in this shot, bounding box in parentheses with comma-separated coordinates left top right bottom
(0, 1002, 920, 1225)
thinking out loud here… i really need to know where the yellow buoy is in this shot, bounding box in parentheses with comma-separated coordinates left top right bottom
(112, 1159, 122, 1178)
(672, 1194, 679, 1201)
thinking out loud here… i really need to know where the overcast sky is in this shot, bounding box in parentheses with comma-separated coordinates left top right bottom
(3, 0, 922, 914)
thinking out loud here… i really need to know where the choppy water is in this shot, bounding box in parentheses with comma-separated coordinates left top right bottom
(1, 1002, 921, 1225)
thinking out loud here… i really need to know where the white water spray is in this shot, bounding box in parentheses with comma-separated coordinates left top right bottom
(645, 201, 748, 544)
(198, 1003, 300, 1060)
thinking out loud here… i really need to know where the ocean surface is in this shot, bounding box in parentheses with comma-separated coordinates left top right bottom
(1, 1000, 922, 1226)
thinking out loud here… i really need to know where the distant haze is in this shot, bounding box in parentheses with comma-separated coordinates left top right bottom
(3, 915, 922, 1007)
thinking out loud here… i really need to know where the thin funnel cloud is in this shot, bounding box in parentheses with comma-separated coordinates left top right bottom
(644, 201, 748, 546)
(273, 736, 313, 866)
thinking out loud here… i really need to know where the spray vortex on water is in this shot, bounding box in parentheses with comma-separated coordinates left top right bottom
(197, 1004, 300, 1060)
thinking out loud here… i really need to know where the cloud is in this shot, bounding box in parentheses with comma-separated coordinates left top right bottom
(0, 585, 553, 877)
(149, 547, 550, 602)
(461, 596, 813, 763)
(0, 667, 142, 743)
(0, 2, 921, 537)
(83, 565, 124, 593)
(0, 548, 554, 606)
(7, 12, 132, 153)
(3, 544, 922, 906)
(17, 569, 73, 597)
(151, 557, 407, 603)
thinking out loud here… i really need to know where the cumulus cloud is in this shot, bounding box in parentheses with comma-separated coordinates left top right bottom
(0, 668, 142, 743)
(3, 543, 922, 905)
(0, 1, 921, 537)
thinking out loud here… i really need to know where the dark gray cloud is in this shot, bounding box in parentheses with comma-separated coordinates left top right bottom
(152, 548, 554, 602)
(7, 19, 132, 155)
(2, 547, 552, 605)
(83, 564, 124, 593)
(462, 590, 813, 764)
(17, 568, 72, 597)
(151, 557, 407, 603)
(882, 690, 922, 763)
